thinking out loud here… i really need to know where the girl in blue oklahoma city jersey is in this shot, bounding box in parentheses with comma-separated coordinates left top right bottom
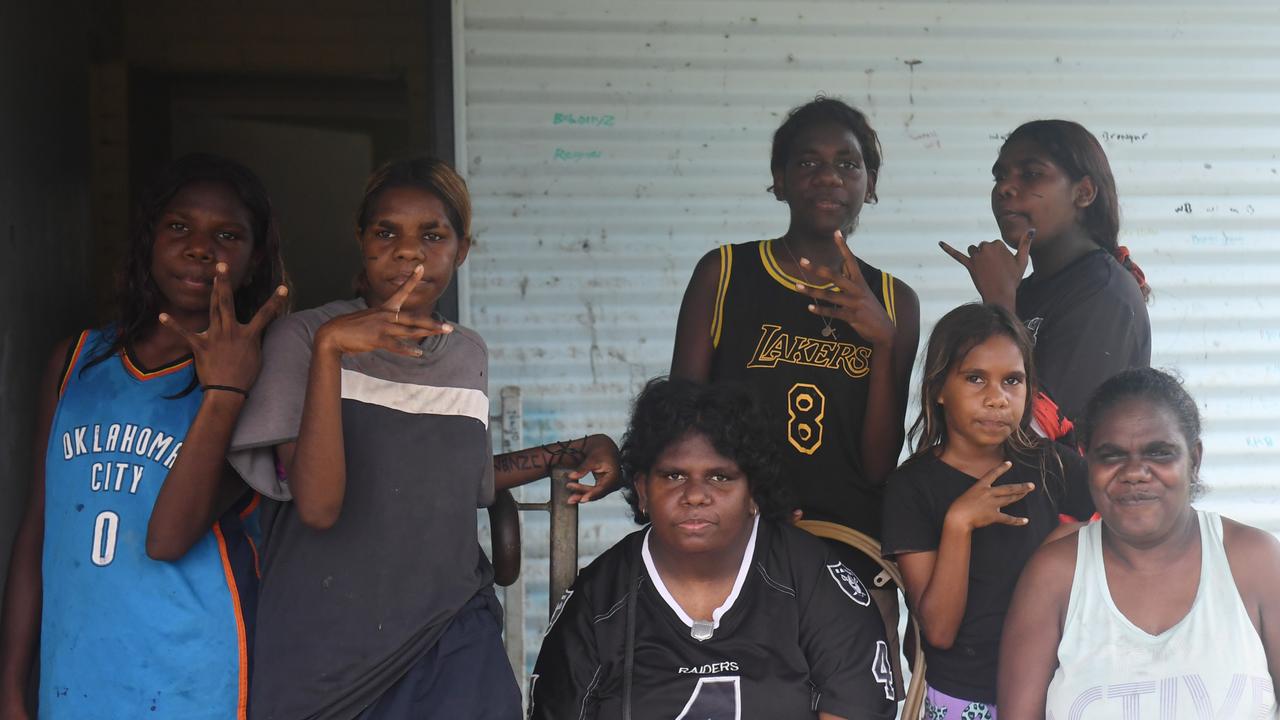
(0, 154, 289, 720)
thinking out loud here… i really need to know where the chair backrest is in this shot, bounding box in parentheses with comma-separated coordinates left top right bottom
(796, 520, 927, 720)
(487, 489, 521, 586)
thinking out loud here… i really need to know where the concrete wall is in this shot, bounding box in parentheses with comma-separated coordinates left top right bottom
(0, 3, 94, 590)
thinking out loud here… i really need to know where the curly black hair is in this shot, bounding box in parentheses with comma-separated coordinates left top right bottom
(1081, 367, 1205, 498)
(619, 377, 792, 525)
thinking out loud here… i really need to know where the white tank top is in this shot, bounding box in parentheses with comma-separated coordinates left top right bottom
(1045, 511, 1276, 719)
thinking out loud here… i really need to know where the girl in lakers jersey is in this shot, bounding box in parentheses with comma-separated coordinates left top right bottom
(0, 155, 288, 720)
(671, 97, 920, 691)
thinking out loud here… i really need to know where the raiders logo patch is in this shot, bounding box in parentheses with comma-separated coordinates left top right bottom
(544, 590, 573, 636)
(827, 562, 871, 606)
(1025, 317, 1044, 343)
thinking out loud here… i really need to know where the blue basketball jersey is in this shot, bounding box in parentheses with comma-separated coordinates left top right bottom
(40, 328, 258, 720)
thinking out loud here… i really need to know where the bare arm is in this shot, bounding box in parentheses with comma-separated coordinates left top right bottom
(793, 234, 919, 485)
(279, 335, 348, 529)
(286, 267, 452, 529)
(858, 279, 919, 484)
(670, 249, 721, 382)
(1223, 518, 1280, 692)
(0, 339, 68, 718)
(146, 410, 253, 560)
(896, 462, 1030, 649)
(146, 267, 288, 559)
(897, 544, 968, 649)
(997, 533, 1077, 719)
(494, 434, 621, 504)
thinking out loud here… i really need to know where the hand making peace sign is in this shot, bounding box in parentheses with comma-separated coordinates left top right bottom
(158, 262, 289, 394)
(945, 461, 1035, 531)
(791, 230, 897, 348)
(314, 264, 454, 359)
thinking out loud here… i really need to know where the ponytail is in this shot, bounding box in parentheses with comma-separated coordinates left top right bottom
(1003, 120, 1151, 303)
(1112, 245, 1150, 300)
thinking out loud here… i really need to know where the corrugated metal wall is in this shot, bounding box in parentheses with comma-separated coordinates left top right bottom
(458, 0, 1280, 667)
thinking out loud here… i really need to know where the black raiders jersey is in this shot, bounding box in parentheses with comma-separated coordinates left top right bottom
(529, 518, 895, 719)
(708, 240, 898, 543)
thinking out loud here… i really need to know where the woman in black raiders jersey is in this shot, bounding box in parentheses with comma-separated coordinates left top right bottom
(941, 120, 1151, 427)
(530, 378, 897, 720)
(880, 304, 1093, 718)
(670, 98, 920, 692)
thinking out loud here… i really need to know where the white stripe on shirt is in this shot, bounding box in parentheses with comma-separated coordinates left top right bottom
(340, 369, 489, 427)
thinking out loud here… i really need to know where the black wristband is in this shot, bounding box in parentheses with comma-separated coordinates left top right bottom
(542, 435, 588, 468)
(202, 384, 249, 398)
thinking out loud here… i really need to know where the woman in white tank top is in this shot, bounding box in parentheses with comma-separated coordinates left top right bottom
(997, 368, 1280, 719)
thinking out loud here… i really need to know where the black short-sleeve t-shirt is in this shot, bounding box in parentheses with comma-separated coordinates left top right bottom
(880, 450, 1092, 703)
(1017, 248, 1150, 422)
(530, 518, 896, 720)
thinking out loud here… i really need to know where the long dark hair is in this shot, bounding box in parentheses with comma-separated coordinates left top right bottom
(908, 304, 1056, 477)
(1003, 120, 1150, 300)
(84, 153, 286, 376)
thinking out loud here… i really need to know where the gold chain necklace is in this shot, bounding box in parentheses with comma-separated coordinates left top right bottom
(778, 238, 839, 340)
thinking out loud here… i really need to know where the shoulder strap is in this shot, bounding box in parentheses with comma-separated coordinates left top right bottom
(879, 271, 898, 327)
(710, 244, 734, 348)
(57, 329, 92, 398)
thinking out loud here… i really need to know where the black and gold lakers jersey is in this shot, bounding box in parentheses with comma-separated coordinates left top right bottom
(708, 239, 898, 541)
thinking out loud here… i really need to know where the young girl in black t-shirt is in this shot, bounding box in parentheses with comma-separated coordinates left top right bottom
(880, 303, 1093, 718)
(940, 120, 1151, 428)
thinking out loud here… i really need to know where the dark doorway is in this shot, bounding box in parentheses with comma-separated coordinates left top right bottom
(89, 0, 456, 318)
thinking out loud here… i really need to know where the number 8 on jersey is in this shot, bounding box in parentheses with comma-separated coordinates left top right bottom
(787, 383, 825, 455)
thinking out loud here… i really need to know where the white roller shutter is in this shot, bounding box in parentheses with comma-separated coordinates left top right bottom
(457, 0, 1280, 662)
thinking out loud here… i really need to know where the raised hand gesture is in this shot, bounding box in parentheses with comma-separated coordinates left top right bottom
(945, 461, 1035, 531)
(561, 434, 622, 504)
(792, 230, 896, 348)
(314, 264, 453, 359)
(158, 261, 289, 394)
(939, 228, 1034, 311)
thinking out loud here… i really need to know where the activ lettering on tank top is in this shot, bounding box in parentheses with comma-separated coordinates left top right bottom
(1047, 674, 1274, 719)
(1045, 511, 1278, 720)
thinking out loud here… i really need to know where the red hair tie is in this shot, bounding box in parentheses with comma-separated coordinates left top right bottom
(1114, 245, 1148, 288)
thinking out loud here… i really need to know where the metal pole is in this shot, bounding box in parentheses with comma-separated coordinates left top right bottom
(547, 467, 579, 617)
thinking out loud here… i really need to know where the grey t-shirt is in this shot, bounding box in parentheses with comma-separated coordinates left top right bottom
(229, 298, 495, 720)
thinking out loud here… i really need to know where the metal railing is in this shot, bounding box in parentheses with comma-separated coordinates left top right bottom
(490, 386, 581, 688)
